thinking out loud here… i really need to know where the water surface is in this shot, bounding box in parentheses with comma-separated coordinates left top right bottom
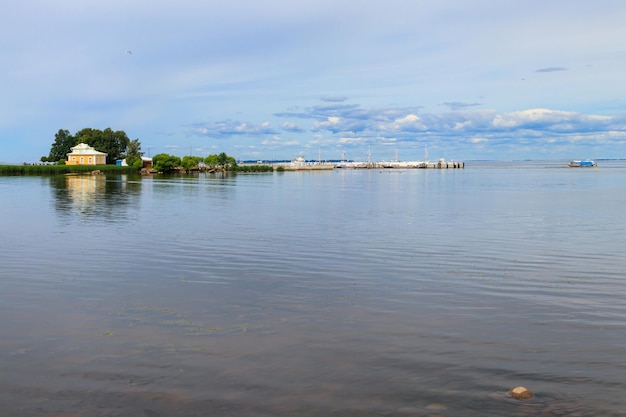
(1, 161, 625, 416)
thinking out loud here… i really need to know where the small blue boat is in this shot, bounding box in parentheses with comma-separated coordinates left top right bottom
(568, 160, 597, 167)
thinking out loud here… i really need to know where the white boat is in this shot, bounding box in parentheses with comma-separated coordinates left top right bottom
(568, 160, 596, 167)
(290, 155, 306, 166)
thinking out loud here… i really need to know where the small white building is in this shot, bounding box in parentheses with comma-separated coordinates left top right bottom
(290, 155, 306, 166)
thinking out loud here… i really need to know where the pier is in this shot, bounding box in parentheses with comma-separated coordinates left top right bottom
(335, 159, 464, 170)
(246, 157, 464, 171)
(280, 163, 335, 171)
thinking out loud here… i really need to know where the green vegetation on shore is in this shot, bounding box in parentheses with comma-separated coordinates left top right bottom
(153, 152, 274, 173)
(0, 164, 139, 176)
(4, 127, 275, 176)
(0, 163, 276, 176)
(231, 164, 275, 172)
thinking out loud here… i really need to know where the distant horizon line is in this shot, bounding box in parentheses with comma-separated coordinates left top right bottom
(3, 157, 624, 166)
(241, 157, 623, 163)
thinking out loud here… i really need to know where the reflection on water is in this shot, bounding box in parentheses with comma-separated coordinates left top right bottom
(1, 164, 626, 416)
(49, 174, 142, 223)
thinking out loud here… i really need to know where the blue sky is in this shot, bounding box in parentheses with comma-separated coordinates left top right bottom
(2, 0, 626, 163)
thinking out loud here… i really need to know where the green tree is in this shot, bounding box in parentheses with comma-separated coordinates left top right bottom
(76, 127, 130, 164)
(204, 154, 220, 167)
(125, 138, 144, 168)
(204, 153, 237, 170)
(181, 155, 204, 171)
(217, 152, 237, 168)
(74, 128, 100, 147)
(47, 129, 77, 162)
(152, 153, 181, 173)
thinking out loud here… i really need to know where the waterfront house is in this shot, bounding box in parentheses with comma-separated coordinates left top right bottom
(141, 157, 153, 170)
(66, 143, 107, 165)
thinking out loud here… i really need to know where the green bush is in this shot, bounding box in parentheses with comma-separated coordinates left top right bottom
(230, 165, 274, 172)
(152, 153, 182, 173)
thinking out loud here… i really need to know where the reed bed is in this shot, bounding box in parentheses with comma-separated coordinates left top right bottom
(0, 164, 139, 176)
(229, 165, 275, 172)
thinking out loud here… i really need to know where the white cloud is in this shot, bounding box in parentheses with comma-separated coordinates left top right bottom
(312, 116, 343, 132)
(281, 122, 304, 132)
(190, 120, 277, 137)
(394, 114, 421, 126)
(470, 137, 488, 144)
(338, 137, 365, 144)
(492, 109, 614, 131)
(454, 121, 473, 130)
(260, 135, 300, 147)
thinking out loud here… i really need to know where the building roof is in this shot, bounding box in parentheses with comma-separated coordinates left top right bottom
(68, 143, 107, 156)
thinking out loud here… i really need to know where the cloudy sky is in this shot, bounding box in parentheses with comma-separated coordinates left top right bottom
(2, 0, 626, 163)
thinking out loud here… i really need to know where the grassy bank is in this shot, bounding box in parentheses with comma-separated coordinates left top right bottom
(229, 165, 275, 172)
(0, 164, 139, 176)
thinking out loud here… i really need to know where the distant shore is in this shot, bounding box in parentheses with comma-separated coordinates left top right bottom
(1, 158, 465, 175)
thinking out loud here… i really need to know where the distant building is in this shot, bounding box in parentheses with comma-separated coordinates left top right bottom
(115, 156, 152, 170)
(141, 157, 153, 170)
(66, 143, 107, 165)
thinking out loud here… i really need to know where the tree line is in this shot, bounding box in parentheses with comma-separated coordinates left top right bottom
(41, 128, 143, 167)
(153, 152, 238, 173)
(40, 128, 270, 173)
(152, 153, 276, 173)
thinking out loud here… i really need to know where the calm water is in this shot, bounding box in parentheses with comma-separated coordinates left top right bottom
(1, 161, 626, 416)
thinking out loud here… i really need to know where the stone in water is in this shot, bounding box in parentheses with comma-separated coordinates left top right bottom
(509, 386, 533, 400)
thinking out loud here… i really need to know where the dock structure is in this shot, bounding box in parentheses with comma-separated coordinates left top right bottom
(280, 162, 335, 171)
(245, 157, 464, 171)
(261, 146, 464, 171)
(335, 158, 464, 170)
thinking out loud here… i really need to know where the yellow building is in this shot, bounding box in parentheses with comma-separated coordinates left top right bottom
(66, 143, 107, 165)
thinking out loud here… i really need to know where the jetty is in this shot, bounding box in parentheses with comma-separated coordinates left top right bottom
(246, 152, 464, 171)
(335, 158, 464, 170)
(281, 163, 335, 171)
(244, 158, 464, 171)
(264, 158, 464, 171)
(332, 146, 465, 169)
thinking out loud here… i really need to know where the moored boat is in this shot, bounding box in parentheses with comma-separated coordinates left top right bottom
(568, 160, 597, 167)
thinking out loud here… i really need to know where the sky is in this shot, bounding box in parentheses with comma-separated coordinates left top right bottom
(2, 0, 626, 163)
